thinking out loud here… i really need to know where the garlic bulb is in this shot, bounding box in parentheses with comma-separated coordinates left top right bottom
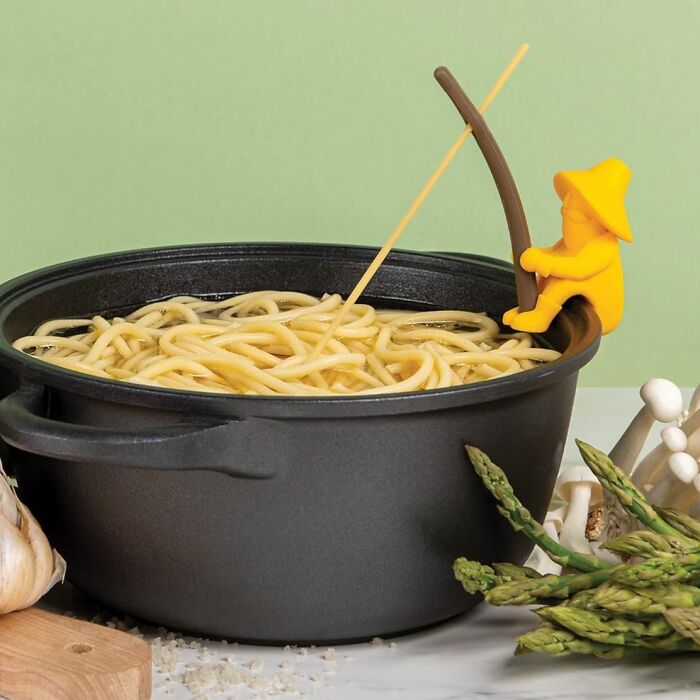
(0, 460, 65, 613)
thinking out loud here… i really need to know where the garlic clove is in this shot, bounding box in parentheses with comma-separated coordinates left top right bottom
(20, 504, 60, 608)
(0, 460, 66, 613)
(0, 469, 19, 526)
(0, 515, 37, 615)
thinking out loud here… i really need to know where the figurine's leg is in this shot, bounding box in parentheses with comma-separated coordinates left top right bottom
(502, 306, 519, 325)
(502, 276, 548, 325)
(507, 281, 579, 333)
(583, 287, 623, 335)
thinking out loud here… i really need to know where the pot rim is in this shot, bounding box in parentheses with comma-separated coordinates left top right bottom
(0, 243, 601, 418)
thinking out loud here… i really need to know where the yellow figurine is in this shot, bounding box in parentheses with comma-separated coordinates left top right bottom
(504, 157, 632, 335)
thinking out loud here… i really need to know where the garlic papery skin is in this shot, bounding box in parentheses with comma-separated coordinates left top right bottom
(0, 461, 65, 613)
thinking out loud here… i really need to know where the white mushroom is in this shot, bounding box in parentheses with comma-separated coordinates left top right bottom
(661, 426, 688, 453)
(526, 505, 566, 575)
(669, 452, 700, 483)
(633, 411, 700, 492)
(664, 456, 700, 511)
(556, 467, 603, 554)
(611, 378, 684, 476)
(647, 452, 699, 507)
(632, 427, 688, 491)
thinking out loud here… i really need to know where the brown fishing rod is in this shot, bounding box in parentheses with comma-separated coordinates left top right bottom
(434, 66, 538, 312)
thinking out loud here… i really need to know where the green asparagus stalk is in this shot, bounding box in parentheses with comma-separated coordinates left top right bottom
(492, 562, 541, 581)
(486, 568, 615, 606)
(576, 441, 693, 542)
(663, 607, 700, 644)
(593, 581, 700, 615)
(465, 446, 608, 572)
(654, 506, 700, 542)
(639, 634, 700, 652)
(566, 588, 601, 611)
(537, 605, 673, 645)
(602, 530, 698, 559)
(515, 624, 630, 658)
(611, 552, 700, 588)
(453, 559, 501, 594)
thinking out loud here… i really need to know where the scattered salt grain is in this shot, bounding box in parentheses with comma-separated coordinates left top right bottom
(243, 656, 263, 671)
(390, 641, 397, 650)
(322, 648, 337, 663)
(370, 636, 385, 646)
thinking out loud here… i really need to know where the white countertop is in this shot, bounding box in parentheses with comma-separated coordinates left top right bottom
(40, 388, 700, 700)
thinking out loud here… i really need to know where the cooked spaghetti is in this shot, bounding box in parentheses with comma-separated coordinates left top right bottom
(12, 291, 560, 395)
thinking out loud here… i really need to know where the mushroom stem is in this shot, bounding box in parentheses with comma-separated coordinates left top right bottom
(609, 406, 656, 475)
(632, 443, 671, 489)
(559, 484, 594, 553)
(610, 378, 683, 475)
(688, 385, 700, 418)
(632, 412, 700, 491)
(686, 425, 700, 458)
(674, 486, 699, 513)
(647, 452, 699, 509)
(526, 509, 565, 575)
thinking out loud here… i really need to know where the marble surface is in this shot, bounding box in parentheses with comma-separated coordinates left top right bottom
(39, 387, 700, 699)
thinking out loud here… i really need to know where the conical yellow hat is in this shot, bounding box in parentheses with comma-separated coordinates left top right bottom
(553, 157, 632, 242)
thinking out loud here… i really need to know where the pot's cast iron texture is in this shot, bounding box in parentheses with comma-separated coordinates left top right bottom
(0, 244, 599, 643)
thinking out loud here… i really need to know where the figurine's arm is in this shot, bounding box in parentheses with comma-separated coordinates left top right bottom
(522, 234, 619, 280)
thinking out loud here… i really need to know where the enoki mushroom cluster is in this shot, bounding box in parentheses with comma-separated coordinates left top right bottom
(14, 291, 560, 396)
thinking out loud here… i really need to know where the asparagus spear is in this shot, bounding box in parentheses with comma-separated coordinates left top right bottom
(486, 568, 615, 606)
(663, 607, 700, 644)
(566, 588, 601, 611)
(515, 624, 629, 658)
(654, 506, 700, 542)
(576, 441, 693, 541)
(537, 605, 673, 645)
(492, 562, 541, 581)
(465, 446, 608, 572)
(602, 530, 698, 559)
(611, 552, 700, 588)
(594, 581, 700, 614)
(453, 559, 500, 594)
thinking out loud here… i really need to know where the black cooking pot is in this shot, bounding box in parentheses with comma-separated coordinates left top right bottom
(0, 243, 599, 644)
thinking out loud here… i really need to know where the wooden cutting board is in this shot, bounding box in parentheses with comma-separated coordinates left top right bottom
(0, 608, 151, 700)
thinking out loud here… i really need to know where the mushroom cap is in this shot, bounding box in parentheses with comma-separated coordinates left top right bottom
(640, 378, 684, 423)
(555, 466, 603, 504)
(662, 426, 688, 453)
(544, 505, 567, 531)
(670, 452, 700, 484)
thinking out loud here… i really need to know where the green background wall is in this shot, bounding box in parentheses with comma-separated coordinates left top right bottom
(1, 1, 697, 386)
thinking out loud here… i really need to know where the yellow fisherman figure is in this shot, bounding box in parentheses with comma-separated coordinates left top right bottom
(504, 157, 632, 335)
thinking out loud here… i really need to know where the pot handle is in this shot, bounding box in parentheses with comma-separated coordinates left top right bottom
(0, 385, 280, 479)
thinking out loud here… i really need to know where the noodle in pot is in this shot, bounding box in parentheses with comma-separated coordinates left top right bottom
(13, 291, 561, 396)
